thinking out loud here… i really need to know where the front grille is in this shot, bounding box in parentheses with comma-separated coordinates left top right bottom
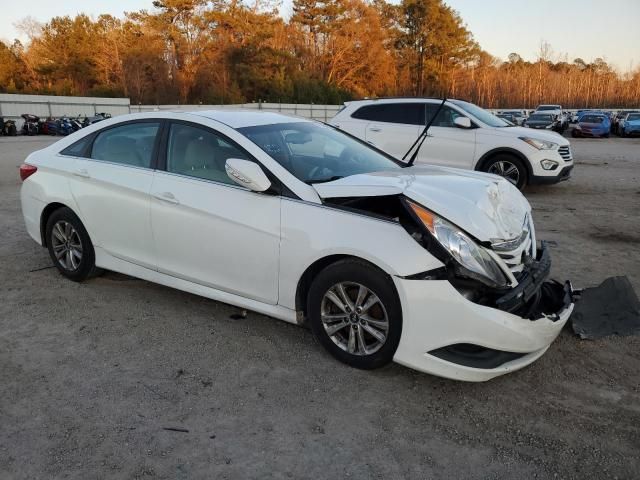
(558, 145, 572, 161)
(492, 228, 534, 276)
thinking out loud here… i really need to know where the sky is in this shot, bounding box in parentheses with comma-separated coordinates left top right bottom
(1, 0, 638, 73)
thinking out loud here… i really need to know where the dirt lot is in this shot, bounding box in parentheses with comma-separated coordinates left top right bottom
(1, 135, 639, 479)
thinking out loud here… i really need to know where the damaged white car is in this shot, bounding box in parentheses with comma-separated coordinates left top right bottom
(19, 111, 575, 381)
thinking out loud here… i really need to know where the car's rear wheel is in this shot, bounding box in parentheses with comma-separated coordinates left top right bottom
(307, 259, 402, 370)
(45, 207, 101, 282)
(483, 155, 528, 190)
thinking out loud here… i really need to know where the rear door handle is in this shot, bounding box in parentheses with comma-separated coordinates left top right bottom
(153, 192, 179, 204)
(369, 127, 382, 132)
(73, 168, 90, 178)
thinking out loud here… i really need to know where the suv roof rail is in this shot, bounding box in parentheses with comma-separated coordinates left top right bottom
(354, 96, 457, 102)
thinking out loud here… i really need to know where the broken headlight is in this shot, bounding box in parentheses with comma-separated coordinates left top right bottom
(406, 201, 508, 288)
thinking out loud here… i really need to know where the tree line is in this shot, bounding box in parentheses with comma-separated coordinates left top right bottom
(1, 0, 638, 108)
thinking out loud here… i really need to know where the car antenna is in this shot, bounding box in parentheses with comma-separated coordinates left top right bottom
(402, 98, 447, 167)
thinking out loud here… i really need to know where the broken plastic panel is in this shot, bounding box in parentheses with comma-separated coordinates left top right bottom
(570, 276, 640, 339)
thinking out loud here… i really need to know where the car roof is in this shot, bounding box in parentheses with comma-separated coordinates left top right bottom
(345, 97, 456, 105)
(189, 109, 311, 128)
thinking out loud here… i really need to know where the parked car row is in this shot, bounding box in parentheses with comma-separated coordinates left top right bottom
(0, 113, 113, 137)
(566, 109, 640, 138)
(495, 105, 640, 139)
(612, 111, 640, 137)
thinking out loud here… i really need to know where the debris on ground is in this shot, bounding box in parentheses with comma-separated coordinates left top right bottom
(570, 276, 640, 339)
(230, 309, 247, 320)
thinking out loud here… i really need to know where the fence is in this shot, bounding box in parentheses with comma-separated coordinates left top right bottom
(0, 94, 132, 129)
(133, 102, 343, 122)
(0, 94, 343, 130)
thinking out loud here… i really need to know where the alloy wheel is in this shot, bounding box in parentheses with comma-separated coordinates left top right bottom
(488, 160, 520, 186)
(320, 282, 389, 356)
(51, 220, 83, 271)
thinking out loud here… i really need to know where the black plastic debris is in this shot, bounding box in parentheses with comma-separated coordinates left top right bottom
(570, 276, 640, 339)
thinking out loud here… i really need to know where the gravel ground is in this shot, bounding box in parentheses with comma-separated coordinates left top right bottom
(1, 135, 639, 479)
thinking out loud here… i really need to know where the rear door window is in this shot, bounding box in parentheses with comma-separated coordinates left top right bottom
(91, 122, 160, 168)
(60, 136, 93, 157)
(351, 103, 425, 125)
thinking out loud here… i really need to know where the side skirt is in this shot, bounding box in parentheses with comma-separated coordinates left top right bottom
(94, 246, 298, 324)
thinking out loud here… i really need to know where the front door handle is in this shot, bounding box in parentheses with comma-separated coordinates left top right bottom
(369, 127, 382, 132)
(153, 192, 179, 204)
(73, 168, 90, 178)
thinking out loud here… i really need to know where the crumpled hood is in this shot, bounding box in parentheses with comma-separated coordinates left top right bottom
(313, 165, 531, 243)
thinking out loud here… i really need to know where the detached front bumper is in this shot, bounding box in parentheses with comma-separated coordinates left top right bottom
(392, 248, 575, 381)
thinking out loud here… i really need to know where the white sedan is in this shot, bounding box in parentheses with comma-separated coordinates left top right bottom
(19, 111, 575, 381)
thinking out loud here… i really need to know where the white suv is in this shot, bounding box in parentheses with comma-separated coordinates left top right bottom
(330, 98, 573, 189)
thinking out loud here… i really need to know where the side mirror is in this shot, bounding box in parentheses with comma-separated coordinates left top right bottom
(454, 117, 472, 129)
(225, 158, 271, 192)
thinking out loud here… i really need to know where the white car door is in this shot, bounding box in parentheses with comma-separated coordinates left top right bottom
(356, 103, 424, 160)
(150, 121, 281, 304)
(69, 121, 160, 269)
(416, 103, 477, 169)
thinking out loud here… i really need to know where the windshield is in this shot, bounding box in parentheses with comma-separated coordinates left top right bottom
(627, 114, 640, 121)
(449, 100, 509, 127)
(581, 115, 604, 124)
(537, 106, 559, 111)
(529, 114, 552, 122)
(237, 122, 402, 184)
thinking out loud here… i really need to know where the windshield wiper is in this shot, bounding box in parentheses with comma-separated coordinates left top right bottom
(306, 175, 344, 185)
(402, 98, 447, 167)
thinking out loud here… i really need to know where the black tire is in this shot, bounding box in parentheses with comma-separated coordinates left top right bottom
(481, 154, 528, 190)
(307, 259, 402, 370)
(45, 207, 102, 282)
(571, 129, 579, 138)
(620, 130, 625, 138)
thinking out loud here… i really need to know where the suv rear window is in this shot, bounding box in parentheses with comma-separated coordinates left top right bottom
(351, 103, 425, 125)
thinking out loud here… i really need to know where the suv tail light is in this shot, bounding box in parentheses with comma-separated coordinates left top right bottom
(19, 164, 38, 181)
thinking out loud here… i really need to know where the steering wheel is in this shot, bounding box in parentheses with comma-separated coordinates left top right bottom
(339, 146, 366, 166)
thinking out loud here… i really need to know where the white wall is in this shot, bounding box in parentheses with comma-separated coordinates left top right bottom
(0, 94, 345, 129)
(132, 103, 344, 122)
(0, 94, 131, 128)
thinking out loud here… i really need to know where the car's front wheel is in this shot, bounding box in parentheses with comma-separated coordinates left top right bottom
(45, 207, 101, 282)
(483, 155, 528, 190)
(307, 259, 402, 370)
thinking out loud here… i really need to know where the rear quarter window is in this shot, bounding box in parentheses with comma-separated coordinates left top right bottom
(351, 103, 425, 126)
(60, 136, 93, 157)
